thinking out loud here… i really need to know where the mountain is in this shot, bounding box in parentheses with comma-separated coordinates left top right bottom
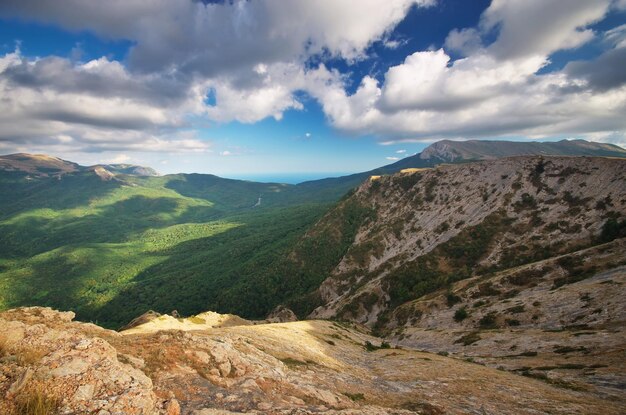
(0, 153, 160, 179)
(97, 163, 159, 176)
(295, 139, 626, 199)
(1, 306, 623, 414)
(296, 156, 625, 325)
(0, 153, 80, 177)
(416, 138, 626, 162)
(275, 155, 626, 401)
(1, 148, 625, 413)
(1, 142, 625, 328)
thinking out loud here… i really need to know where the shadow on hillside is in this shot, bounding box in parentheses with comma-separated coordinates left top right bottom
(165, 174, 295, 208)
(0, 204, 329, 329)
(0, 195, 219, 258)
(87, 205, 330, 329)
(0, 173, 122, 219)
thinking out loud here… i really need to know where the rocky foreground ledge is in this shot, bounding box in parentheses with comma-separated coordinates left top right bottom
(1, 307, 624, 415)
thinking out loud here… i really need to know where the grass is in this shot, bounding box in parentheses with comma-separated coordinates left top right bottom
(16, 347, 47, 366)
(13, 386, 60, 415)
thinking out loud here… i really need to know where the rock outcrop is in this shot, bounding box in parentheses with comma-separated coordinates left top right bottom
(2, 306, 623, 414)
(0, 307, 157, 414)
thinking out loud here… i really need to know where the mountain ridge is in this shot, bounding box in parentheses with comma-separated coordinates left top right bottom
(2, 138, 624, 185)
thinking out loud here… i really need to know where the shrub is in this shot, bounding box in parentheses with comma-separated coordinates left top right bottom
(599, 217, 626, 243)
(472, 282, 501, 298)
(478, 312, 498, 329)
(454, 331, 481, 346)
(435, 222, 450, 233)
(364, 341, 378, 352)
(512, 193, 537, 211)
(446, 292, 461, 307)
(553, 345, 588, 354)
(506, 305, 525, 314)
(453, 307, 468, 322)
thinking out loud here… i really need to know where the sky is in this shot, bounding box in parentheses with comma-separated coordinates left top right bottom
(0, 0, 625, 181)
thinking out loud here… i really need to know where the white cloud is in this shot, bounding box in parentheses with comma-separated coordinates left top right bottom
(444, 28, 482, 55)
(0, 0, 434, 75)
(481, 0, 609, 60)
(0, 0, 624, 154)
(396, 149, 406, 153)
(604, 24, 626, 48)
(103, 154, 131, 164)
(308, 0, 626, 142)
(0, 0, 436, 149)
(0, 49, 211, 154)
(386, 156, 399, 160)
(305, 133, 312, 138)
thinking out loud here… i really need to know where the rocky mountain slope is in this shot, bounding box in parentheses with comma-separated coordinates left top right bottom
(304, 156, 625, 326)
(276, 155, 626, 406)
(2, 307, 624, 414)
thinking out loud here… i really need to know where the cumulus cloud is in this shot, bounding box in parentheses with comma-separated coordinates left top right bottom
(481, 0, 608, 60)
(104, 154, 131, 164)
(0, 49, 210, 153)
(0, 0, 432, 75)
(444, 28, 482, 55)
(0, 0, 436, 153)
(0, 0, 624, 154)
(309, 0, 626, 142)
(565, 46, 626, 91)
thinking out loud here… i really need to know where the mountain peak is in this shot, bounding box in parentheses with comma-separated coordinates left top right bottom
(0, 153, 159, 178)
(0, 153, 80, 176)
(418, 139, 626, 162)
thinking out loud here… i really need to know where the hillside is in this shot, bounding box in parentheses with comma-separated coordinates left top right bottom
(274, 155, 626, 403)
(0, 160, 337, 327)
(1, 145, 624, 329)
(299, 156, 625, 325)
(1, 306, 623, 414)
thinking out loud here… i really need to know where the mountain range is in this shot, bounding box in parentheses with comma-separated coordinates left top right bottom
(0, 138, 625, 414)
(1, 139, 625, 327)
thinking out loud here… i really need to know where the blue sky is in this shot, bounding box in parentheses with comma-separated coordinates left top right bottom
(0, 0, 625, 181)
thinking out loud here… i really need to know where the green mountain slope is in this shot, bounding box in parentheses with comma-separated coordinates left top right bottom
(1, 140, 624, 328)
(0, 165, 341, 327)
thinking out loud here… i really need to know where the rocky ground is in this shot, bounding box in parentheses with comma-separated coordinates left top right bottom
(385, 238, 626, 402)
(1, 306, 625, 414)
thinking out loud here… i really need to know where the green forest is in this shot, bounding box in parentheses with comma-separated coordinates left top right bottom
(0, 170, 365, 328)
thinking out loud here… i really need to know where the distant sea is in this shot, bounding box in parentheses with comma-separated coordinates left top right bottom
(227, 172, 351, 184)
